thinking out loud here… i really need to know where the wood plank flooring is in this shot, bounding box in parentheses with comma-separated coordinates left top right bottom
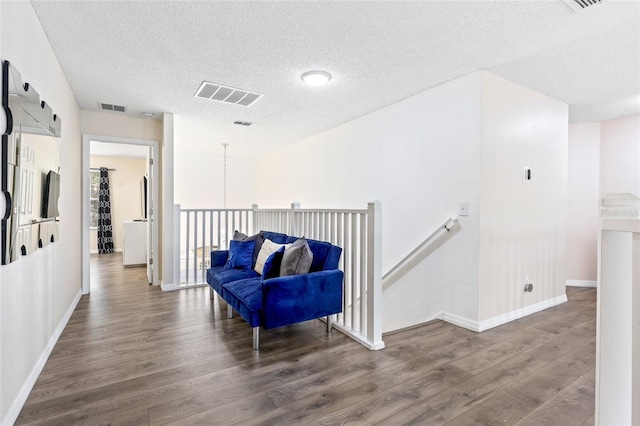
(16, 253, 596, 425)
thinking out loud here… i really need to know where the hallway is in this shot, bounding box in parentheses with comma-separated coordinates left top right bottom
(16, 255, 596, 425)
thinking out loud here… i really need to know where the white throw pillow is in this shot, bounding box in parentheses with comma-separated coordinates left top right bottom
(254, 239, 290, 275)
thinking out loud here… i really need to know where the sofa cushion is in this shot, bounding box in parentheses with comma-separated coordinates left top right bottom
(262, 246, 285, 279)
(225, 239, 255, 269)
(254, 239, 290, 275)
(280, 237, 314, 276)
(224, 278, 263, 327)
(306, 239, 333, 272)
(261, 231, 289, 244)
(207, 266, 260, 294)
(323, 245, 342, 270)
(210, 250, 230, 268)
(233, 230, 265, 268)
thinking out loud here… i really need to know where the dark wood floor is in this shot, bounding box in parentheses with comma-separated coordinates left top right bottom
(16, 253, 596, 425)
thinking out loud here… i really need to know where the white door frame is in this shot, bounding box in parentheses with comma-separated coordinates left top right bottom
(81, 133, 160, 294)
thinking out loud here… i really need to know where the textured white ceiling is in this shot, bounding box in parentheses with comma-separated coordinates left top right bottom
(30, 0, 640, 158)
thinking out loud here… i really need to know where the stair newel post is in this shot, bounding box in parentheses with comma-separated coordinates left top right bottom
(290, 202, 301, 236)
(252, 204, 258, 234)
(367, 200, 384, 349)
(174, 204, 181, 287)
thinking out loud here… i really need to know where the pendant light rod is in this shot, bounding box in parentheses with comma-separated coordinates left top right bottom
(222, 143, 229, 209)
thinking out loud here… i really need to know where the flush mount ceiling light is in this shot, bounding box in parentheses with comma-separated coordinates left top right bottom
(301, 70, 332, 87)
(141, 112, 155, 117)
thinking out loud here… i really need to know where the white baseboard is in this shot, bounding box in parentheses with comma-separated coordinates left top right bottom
(477, 294, 568, 332)
(161, 282, 207, 292)
(441, 294, 569, 333)
(566, 279, 597, 288)
(442, 312, 480, 332)
(331, 322, 386, 350)
(160, 281, 180, 292)
(2, 290, 82, 426)
(383, 312, 444, 336)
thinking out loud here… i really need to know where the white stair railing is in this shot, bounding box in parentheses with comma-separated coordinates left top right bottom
(177, 207, 254, 286)
(175, 201, 385, 350)
(382, 216, 459, 289)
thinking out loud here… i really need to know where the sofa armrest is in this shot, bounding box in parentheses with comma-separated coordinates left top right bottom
(210, 250, 229, 268)
(261, 269, 344, 330)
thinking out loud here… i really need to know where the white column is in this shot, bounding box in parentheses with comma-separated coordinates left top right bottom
(161, 113, 175, 290)
(366, 200, 385, 350)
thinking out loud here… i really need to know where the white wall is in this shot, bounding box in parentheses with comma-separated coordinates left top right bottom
(89, 156, 147, 253)
(255, 71, 570, 332)
(567, 123, 600, 283)
(565, 116, 640, 284)
(478, 72, 568, 323)
(0, 2, 82, 424)
(81, 110, 163, 142)
(173, 149, 257, 209)
(600, 114, 640, 197)
(256, 73, 484, 332)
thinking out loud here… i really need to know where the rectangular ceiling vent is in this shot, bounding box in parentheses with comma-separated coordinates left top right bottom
(563, 0, 604, 12)
(195, 81, 262, 107)
(99, 102, 126, 113)
(233, 121, 253, 126)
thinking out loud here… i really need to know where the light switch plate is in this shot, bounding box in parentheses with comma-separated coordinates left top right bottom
(459, 202, 469, 216)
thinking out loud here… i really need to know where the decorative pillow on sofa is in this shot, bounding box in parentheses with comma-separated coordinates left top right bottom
(254, 239, 290, 275)
(233, 230, 264, 268)
(225, 239, 256, 270)
(280, 237, 314, 276)
(262, 246, 285, 279)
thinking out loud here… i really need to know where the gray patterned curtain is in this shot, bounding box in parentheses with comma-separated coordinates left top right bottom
(97, 167, 114, 254)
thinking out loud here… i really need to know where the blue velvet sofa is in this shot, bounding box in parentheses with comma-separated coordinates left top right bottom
(206, 231, 344, 349)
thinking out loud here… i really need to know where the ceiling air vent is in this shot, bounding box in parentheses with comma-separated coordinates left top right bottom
(195, 81, 262, 107)
(233, 121, 253, 127)
(99, 102, 126, 113)
(563, 0, 604, 12)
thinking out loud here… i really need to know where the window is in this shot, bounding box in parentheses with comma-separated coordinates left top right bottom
(90, 170, 100, 228)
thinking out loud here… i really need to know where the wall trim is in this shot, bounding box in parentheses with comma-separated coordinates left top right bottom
(2, 289, 82, 426)
(331, 322, 386, 350)
(477, 294, 568, 332)
(383, 313, 444, 336)
(440, 294, 569, 333)
(160, 282, 207, 292)
(160, 281, 180, 292)
(442, 312, 481, 332)
(82, 134, 160, 295)
(566, 279, 597, 288)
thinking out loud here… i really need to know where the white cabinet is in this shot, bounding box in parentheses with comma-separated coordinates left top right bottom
(123, 220, 146, 266)
(596, 194, 640, 426)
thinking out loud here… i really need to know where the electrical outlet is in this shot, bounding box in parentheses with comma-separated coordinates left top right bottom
(524, 276, 533, 292)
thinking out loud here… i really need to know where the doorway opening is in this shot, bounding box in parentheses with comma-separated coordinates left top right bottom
(81, 134, 160, 295)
